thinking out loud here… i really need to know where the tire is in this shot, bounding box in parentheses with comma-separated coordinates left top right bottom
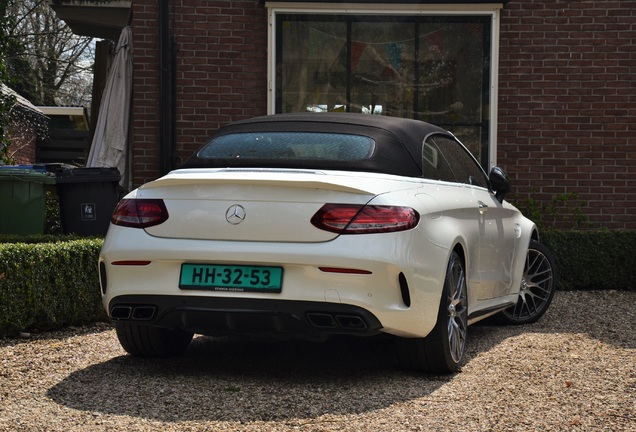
(115, 322, 193, 358)
(494, 240, 557, 325)
(397, 250, 468, 374)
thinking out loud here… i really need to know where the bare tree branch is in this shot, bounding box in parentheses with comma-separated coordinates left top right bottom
(6, 0, 94, 106)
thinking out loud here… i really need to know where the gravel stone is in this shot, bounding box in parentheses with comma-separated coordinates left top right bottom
(0, 290, 634, 431)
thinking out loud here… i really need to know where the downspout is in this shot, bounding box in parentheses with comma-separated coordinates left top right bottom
(159, 0, 171, 176)
(171, 3, 178, 170)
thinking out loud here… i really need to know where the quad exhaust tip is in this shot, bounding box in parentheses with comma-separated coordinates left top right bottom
(110, 305, 156, 321)
(306, 312, 367, 330)
(110, 306, 366, 330)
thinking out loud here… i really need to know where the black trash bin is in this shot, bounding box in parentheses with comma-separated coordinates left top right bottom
(55, 167, 121, 236)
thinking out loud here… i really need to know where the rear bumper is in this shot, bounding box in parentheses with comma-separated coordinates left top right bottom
(108, 295, 383, 338)
(100, 224, 448, 338)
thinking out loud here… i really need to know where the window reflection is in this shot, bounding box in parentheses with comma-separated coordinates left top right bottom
(276, 15, 491, 167)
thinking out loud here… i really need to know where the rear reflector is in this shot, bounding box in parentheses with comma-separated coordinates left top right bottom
(311, 204, 419, 234)
(111, 199, 169, 228)
(319, 267, 372, 274)
(112, 260, 152, 266)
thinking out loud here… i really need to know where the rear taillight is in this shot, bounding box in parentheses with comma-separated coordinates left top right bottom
(111, 199, 169, 228)
(311, 204, 419, 234)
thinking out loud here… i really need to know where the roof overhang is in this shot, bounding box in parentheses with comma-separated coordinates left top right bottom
(38, 106, 90, 130)
(48, 0, 131, 40)
(1, 84, 46, 119)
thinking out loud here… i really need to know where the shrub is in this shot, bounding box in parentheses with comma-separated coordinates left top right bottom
(45, 191, 62, 234)
(541, 230, 636, 291)
(0, 229, 633, 337)
(509, 190, 636, 291)
(510, 190, 591, 231)
(0, 237, 105, 337)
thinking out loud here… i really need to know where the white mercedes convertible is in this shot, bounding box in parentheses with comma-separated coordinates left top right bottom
(99, 113, 556, 373)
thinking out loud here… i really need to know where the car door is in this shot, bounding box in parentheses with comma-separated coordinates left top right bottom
(428, 135, 518, 300)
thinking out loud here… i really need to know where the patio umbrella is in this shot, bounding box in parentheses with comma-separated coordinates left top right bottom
(86, 26, 132, 190)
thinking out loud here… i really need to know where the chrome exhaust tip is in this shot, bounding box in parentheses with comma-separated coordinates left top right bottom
(132, 306, 156, 321)
(110, 306, 132, 320)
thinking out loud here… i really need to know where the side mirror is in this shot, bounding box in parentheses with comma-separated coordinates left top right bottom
(489, 166, 511, 203)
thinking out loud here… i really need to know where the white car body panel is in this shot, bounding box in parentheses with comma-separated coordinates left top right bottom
(100, 168, 534, 338)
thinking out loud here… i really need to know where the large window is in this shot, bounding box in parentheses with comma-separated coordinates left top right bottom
(268, 5, 501, 169)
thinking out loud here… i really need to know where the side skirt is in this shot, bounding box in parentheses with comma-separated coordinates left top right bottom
(467, 301, 515, 325)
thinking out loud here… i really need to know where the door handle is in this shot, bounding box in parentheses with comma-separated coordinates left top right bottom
(478, 201, 489, 209)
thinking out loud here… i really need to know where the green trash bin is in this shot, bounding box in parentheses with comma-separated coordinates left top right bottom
(0, 168, 56, 235)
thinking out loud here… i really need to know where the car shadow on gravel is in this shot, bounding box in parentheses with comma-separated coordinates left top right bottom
(46, 330, 503, 423)
(46, 291, 635, 423)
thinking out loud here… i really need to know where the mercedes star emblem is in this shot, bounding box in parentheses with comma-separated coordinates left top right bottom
(225, 204, 246, 225)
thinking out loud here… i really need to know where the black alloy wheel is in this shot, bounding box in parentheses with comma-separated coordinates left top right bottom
(397, 250, 468, 374)
(497, 240, 557, 325)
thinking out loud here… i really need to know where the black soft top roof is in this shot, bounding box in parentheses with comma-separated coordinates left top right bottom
(182, 113, 452, 177)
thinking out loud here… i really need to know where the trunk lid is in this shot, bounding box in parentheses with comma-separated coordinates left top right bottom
(137, 168, 419, 242)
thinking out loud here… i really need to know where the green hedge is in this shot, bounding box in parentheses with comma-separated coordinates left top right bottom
(0, 230, 634, 337)
(0, 237, 105, 337)
(541, 230, 636, 291)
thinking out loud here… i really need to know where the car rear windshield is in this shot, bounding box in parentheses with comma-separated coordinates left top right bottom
(197, 132, 375, 162)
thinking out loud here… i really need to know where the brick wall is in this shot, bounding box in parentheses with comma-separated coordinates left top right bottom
(131, 0, 635, 229)
(131, 0, 161, 183)
(130, 0, 267, 186)
(498, 1, 636, 229)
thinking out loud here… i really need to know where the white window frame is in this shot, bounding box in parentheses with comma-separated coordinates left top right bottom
(266, 2, 502, 167)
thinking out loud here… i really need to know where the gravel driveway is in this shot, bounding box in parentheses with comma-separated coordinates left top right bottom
(1, 290, 634, 432)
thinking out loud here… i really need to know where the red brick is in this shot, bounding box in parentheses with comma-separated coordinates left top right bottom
(128, 0, 635, 229)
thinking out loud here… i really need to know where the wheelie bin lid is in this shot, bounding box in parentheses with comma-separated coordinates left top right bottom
(0, 164, 47, 173)
(53, 167, 121, 184)
(0, 167, 56, 184)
